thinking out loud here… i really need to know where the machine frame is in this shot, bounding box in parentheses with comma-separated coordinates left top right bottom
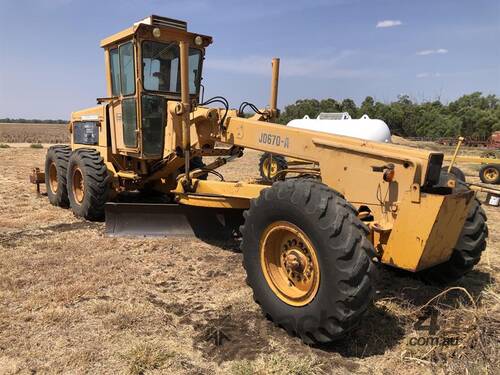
(48, 15, 478, 272)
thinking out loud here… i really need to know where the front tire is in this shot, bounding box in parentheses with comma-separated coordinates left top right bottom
(420, 183, 488, 284)
(67, 148, 110, 221)
(241, 179, 376, 344)
(441, 166, 466, 182)
(44, 145, 71, 207)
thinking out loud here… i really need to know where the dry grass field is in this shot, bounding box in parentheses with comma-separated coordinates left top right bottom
(0, 132, 498, 374)
(0, 123, 69, 144)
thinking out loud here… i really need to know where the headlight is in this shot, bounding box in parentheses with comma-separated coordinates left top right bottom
(194, 35, 203, 46)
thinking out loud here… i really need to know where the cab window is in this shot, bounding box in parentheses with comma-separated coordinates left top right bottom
(142, 40, 201, 95)
(109, 42, 136, 96)
(119, 42, 135, 95)
(109, 48, 120, 96)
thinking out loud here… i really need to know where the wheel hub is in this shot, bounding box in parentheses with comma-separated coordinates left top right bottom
(485, 167, 499, 182)
(260, 221, 320, 306)
(49, 162, 58, 193)
(284, 250, 307, 273)
(264, 159, 278, 177)
(72, 167, 85, 204)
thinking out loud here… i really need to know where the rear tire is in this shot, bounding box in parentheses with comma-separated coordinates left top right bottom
(241, 179, 377, 344)
(67, 148, 110, 221)
(420, 181, 488, 284)
(44, 145, 71, 208)
(441, 166, 466, 182)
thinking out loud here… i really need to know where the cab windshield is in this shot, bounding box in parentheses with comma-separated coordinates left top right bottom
(142, 40, 202, 95)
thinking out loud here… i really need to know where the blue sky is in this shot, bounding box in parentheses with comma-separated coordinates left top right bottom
(0, 0, 499, 119)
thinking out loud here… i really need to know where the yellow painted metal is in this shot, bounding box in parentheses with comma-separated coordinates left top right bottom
(100, 26, 136, 48)
(173, 179, 265, 209)
(262, 156, 280, 179)
(218, 115, 440, 224)
(439, 137, 496, 166)
(48, 162, 58, 193)
(259, 221, 320, 307)
(74, 15, 443, 230)
(269, 58, 280, 120)
(116, 171, 140, 180)
(99, 21, 212, 50)
(442, 135, 495, 173)
(176, 194, 249, 209)
(59, 16, 484, 276)
(447, 136, 464, 172)
(179, 40, 192, 181)
(72, 167, 85, 204)
(381, 189, 474, 271)
(443, 154, 497, 164)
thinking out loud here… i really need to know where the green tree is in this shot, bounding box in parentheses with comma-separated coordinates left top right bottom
(278, 93, 500, 139)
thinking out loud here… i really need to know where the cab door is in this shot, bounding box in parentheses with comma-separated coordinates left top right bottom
(108, 41, 139, 154)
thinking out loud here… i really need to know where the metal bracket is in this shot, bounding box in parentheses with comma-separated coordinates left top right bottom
(410, 183, 421, 203)
(29, 168, 45, 194)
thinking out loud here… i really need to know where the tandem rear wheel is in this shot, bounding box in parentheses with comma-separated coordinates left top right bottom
(419, 175, 488, 284)
(67, 148, 111, 221)
(258, 153, 288, 182)
(240, 179, 377, 344)
(44, 145, 72, 208)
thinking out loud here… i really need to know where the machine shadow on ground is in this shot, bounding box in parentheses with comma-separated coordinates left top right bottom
(311, 265, 494, 358)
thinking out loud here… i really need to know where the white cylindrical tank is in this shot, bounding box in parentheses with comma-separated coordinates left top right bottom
(287, 113, 392, 143)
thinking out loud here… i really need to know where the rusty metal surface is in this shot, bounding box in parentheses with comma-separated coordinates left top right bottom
(29, 168, 45, 184)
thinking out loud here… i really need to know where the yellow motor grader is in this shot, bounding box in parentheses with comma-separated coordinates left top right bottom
(32, 15, 488, 344)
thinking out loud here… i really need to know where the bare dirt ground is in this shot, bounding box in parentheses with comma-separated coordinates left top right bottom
(0, 142, 499, 374)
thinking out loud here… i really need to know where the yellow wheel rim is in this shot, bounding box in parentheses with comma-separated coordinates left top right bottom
(72, 167, 85, 204)
(263, 158, 279, 178)
(49, 162, 58, 193)
(483, 167, 499, 183)
(260, 221, 320, 306)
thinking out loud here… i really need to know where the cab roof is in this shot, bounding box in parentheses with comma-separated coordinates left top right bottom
(100, 15, 213, 48)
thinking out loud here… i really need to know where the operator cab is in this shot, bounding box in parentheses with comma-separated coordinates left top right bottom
(99, 15, 212, 158)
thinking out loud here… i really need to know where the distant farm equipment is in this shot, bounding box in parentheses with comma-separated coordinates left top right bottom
(443, 137, 500, 185)
(408, 131, 500, 149)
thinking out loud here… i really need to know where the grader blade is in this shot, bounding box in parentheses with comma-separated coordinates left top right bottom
(105, 202, 244, 238)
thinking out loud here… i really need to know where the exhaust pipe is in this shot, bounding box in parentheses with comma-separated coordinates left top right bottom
(269, 57, 280, 119)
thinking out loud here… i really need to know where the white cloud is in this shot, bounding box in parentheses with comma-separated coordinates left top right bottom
(205, 51, 366, 79)
(416, 72, 441, 78)
(376, 20, 402, 28)
(416, 49, 448, 56)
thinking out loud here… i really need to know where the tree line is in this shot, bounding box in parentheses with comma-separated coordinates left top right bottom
(278, 92, 500, 139)
(0, 118, 67, 124)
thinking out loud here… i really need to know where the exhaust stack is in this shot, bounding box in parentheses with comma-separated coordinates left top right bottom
(269, 58, 280, 119)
